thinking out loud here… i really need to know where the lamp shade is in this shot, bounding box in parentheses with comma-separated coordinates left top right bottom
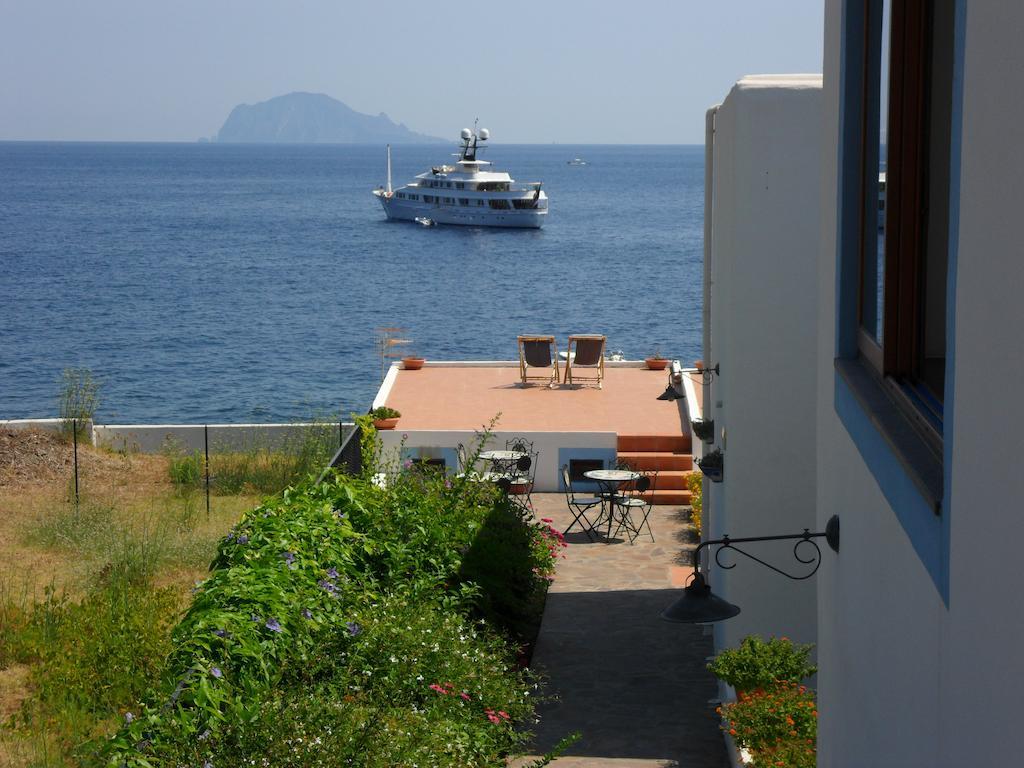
(660, 572, 741, 623)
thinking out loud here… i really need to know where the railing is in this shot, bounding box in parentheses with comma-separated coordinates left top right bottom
(320, 421, 362, 482)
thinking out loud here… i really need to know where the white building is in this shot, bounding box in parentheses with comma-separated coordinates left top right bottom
(703, 1, 1024, 765)
(703, 75, 824, 654)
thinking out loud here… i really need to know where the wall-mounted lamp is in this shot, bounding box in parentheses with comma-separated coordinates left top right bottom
(661, 516, 840, 623)
(657, 384, 684, 401)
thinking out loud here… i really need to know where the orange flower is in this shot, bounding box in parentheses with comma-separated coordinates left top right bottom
(729, 728, 737, 736)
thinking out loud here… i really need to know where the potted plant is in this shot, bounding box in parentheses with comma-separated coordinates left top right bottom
(692, 418, 715, 444)
(369, 406, 401, 430)
(401, 355, 425, 370)
(697, 448, 724, 482)
(645, 348, 670, 370)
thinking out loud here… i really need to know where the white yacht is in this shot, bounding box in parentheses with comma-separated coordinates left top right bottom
(372, 127, 548, 228)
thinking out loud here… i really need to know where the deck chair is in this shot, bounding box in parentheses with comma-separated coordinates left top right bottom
(564, 335, 606, 388)
(518, 335, 559, 387)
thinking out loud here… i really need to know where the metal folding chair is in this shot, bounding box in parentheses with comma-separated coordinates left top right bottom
(564, 334, 606, 388)
(561, 465, 603, 541)
(610, 472, 657, 544)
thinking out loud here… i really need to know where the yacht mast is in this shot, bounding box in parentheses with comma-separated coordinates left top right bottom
(385, 144, 392, 195)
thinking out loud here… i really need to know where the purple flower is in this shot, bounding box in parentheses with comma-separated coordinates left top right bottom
(317, 579, 338, 594)
(237, 534, 249, 545)
(210, 666, 222, 679)
(225, 532, 235, 543)
(124, 712, 134, 724)
(214, 628, 229, 638)
(403, 459, 413, 469)
(204, 761, 213, 768)
(282, 551, 295, 565)
(198, 729, 211, 741)
(336, 510, 347, 520)
(303, 608, 313, 620)
(326, 567, 339, 580)
(251, 614, 262, 623)
(346, 621, 362, 637)
(265, 618, 282, 633)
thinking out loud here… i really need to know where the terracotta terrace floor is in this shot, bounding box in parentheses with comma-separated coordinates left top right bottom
(510, 494, 728, 768)
(384, 365, 688, 434)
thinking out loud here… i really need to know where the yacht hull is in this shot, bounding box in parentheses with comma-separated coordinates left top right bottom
(374, 193, 546, 229)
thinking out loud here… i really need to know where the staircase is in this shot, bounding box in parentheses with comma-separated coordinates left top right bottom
(617, 435, 693, 505)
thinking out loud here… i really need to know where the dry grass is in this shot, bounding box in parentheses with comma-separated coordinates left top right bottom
(0, 429, 261, 767)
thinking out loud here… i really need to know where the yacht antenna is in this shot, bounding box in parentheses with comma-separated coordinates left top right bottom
(385, 144, 392, 195)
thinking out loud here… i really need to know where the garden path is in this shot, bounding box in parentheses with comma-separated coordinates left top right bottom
(511, 494, 729, 768)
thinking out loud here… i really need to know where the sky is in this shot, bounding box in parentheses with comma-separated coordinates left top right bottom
(0, 0, 824, 144)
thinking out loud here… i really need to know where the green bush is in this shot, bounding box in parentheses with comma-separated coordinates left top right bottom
(687, 471, 703, 536)
(707, 635, 816, 693)
(719, 680, 817, 767)
(57, 367, 100, 440)
(101, 446, 559, 766)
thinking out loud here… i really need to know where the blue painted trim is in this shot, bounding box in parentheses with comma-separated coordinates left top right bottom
(831, 0, 966, 605)
(836, 374, 947, 602)
(941, 0, 967, 604)
(557, 447, 616, 492)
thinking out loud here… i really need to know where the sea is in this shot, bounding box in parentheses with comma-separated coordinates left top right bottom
(0, 142, 704, 423)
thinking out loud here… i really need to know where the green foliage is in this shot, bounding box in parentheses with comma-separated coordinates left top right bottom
(686, 471, 702, 536)
(708, 635, 816, 693)
(368, 406, 401, 420)
(719, 680, 817, 767)
(5, 563, 180, 758)
(101, 438, 559, 767)
(167, 447, 203, 488)
(57, 367, 100, 439)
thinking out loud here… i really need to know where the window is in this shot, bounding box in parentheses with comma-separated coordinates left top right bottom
(488, 199, 511, 210)
(569, 459, 603, 484)
(397, 193, 405, 199)
(476, 200, 484, 207)
(423, 195, 434, 203)
(857, 0, 954, 441)
(458, 198, 469, 206)
(455, 182, 465, 190)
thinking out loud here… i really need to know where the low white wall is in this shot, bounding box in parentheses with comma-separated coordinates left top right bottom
(377, 429, 618, 492)
(94, 423, 352, 454)
(0, 418, 71, 433)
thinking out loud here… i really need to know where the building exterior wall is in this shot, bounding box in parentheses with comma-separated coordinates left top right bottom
(705, 75, 823, 654)
(817, 2, 1024, 765)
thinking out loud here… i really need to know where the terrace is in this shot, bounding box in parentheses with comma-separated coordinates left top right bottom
(374, 360, 704, 504)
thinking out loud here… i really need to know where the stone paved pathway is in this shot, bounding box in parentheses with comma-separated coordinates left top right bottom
(511, 494, 729, 768)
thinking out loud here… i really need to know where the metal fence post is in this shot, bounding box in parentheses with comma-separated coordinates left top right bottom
(204, 424, 211, 520)
(73, 417, 80, 510)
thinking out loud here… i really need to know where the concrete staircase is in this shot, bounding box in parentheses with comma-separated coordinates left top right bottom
(617, 435, 693, 505)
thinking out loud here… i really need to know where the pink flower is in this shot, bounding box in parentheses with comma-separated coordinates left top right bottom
(541, 518, 553, 523)
(497, 710, 511, 721)
(460, 692, 471, 701)
(429, 684, 448, 694)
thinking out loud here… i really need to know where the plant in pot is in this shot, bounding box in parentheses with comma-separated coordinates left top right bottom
(645, 347, 670, 370)
(696, 448, 724, 482)
(369, 406, 401, 430)
(401, 351, 425, 370)
(692, 418, 715, 443)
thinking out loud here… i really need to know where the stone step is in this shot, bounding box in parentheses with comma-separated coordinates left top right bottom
(617, 434, 691, 453)
(617, 451, 693, 471)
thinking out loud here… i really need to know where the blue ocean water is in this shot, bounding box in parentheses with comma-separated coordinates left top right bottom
(0, 142, 703, 422)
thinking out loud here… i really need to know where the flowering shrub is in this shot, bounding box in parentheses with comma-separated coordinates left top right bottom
(719, 681, 817, 768)
(707, 635, 816, 693)
(101, 448, 559, 766)
(687, 471, 703, 536)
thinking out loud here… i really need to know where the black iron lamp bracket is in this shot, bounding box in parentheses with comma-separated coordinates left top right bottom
(696, 363, 720, 383)
(695, 515, 840, 581)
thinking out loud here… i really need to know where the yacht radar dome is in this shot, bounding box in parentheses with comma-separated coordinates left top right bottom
(479, 128, 490, 140)
(461, 128, 472, 140)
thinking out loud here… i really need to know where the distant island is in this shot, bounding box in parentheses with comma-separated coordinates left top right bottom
(216, 92, 444, 144)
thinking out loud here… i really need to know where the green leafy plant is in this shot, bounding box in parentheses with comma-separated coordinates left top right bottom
(708, 635, 816, 693)
(687, 471, 703, 536)
(369, 406, 401, 420)
(57, 367, 100, 440)
(718, 680, 817, 767)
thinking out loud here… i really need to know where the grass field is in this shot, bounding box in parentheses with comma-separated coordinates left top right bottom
(0, 429, 271, 766)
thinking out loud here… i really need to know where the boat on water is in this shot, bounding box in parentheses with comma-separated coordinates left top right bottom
(567, 158, 587, 166)
(373, 127, 548, 228)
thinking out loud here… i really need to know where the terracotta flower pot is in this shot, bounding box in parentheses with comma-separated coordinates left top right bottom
(402, 357, 425, 370)
(372, 418, 399, 430)
(645, 357, 670, 371)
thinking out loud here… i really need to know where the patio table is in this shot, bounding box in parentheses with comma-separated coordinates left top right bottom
(584, 469, 641, 540)
(478, 449, 527, 479)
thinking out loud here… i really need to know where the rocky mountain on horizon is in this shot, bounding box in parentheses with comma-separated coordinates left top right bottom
(216, 92, 444, 144)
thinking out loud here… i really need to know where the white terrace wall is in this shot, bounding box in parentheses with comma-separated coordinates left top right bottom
(1, 418, 350, 454)
(816, 2, 1024, 766)
(705, 75, 823, 657)
(377, 430, 618, 493)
